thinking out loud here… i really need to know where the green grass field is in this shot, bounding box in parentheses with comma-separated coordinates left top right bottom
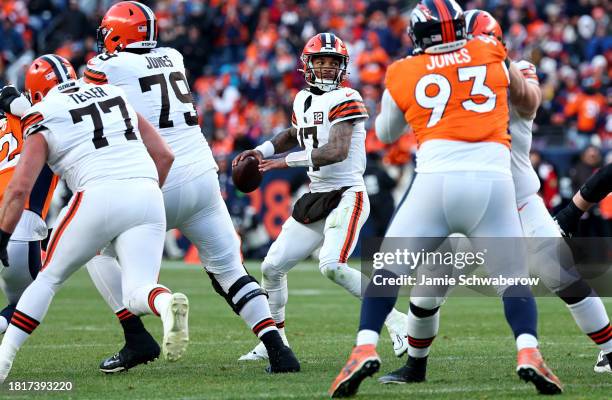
(1, 260, 611, 399)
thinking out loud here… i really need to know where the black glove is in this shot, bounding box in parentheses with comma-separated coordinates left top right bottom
(554, 201, 583, 237)
(0, 86, 21, 114)
(0, 229, 11, 267)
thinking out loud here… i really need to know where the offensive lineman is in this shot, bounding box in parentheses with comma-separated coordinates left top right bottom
(329, 1, 562, 396)
(377, 10, 612, 386)
(82, 2, 299, 373)
(0, 54, 187, 382)
(233, 32, 408, 361)
(0, 90, 58, 333)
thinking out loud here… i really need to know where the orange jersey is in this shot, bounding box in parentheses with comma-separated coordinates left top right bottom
(0, 113, 58, 220)
(564, 92, 606, 133)
(385, 36, 510, 148)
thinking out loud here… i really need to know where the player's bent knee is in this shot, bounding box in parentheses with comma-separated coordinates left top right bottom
(261, 261, 284, 282)
(556, 279, 593, 305)
(319, 262, 340, 281)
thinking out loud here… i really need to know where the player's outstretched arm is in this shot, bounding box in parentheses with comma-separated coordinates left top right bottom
(232, 127, 299, 168)
(137, 112, 174, 187)
(555, 163, 612, 236)
(508, 62, 541, 119)
(0, 133, 48, 266)
(375, 89, 408, 144)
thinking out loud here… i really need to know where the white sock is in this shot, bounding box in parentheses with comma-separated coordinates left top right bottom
(516, 333, 539, 351)
(261, 263, 288, 325)
(356, 329, 379, 346)
(153, 292, 172, 317)
(406, 306, 439, 358)
(566, 296, 612, 353)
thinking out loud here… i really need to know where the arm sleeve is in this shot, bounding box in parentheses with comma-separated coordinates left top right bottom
(580, 163, 612, 203)
(375, 89, 408, 144)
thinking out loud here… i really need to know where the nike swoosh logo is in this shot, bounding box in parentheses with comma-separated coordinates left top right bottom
(346, 92, 353, 97)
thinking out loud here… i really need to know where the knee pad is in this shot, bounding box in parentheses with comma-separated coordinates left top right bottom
(208, 272, 268, 315)
(410, 297, 443, 317)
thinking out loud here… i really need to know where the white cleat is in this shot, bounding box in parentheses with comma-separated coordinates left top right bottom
(239, 341, 269, 361)
(162, 293, 189, 362)
(385, 310, 409, 357)
(0, 356, 12, 384)
(390, 331, 409, 357)
(594, 351, 611, 373)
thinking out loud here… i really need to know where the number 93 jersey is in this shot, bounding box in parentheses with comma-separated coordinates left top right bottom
(291, 87, 368, 193)
(385, 35, 510, 148)
(21, 82, 158, 191)
(84, 47, 215, 172)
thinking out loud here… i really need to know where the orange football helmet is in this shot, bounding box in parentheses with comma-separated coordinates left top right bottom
(300, 33, 349, 92)
(25, 55, 77, 104)
(97, 1, 157, 53)
(464, 9, 503, 40)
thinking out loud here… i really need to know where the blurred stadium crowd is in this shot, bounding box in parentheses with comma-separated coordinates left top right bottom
(0, 0, 610, 247)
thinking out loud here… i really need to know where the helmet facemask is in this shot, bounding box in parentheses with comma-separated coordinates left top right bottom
(302, 54, 347, 92)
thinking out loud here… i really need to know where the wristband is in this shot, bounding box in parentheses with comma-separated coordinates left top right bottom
(285, 149, 313, 168)
(254, 141, 275, 158)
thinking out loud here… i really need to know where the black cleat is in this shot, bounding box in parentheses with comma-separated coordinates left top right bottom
(266, 345, 301, 373)
(378, 356, 427, 384)
(99, 340, 160, 374)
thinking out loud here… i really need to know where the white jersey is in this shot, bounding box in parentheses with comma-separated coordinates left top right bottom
(509, 60, 541, 204)
(292, 87, 368, 192)
(85, 47, 216, 179)
(21, 82, 158, 191)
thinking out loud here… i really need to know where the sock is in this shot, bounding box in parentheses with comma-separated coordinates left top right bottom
(116, 309, 150, 346)
(356, 329, 379, 346)
(565, 296, 612, 353)
(240, 294, 278, 338)
(260, 330, 285, 353)
(502, 285, 538, 344)
(148, 287, 171, 317)
(404, 355, 427, 381)
(358, 269, 400, 338)
(516, 333, 539, 350)
(0, 317, 7, 334)
(407, 302, 439, 358)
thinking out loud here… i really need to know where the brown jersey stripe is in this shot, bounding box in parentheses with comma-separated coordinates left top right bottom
(21, 113, 44, 133)
(330, 100, 366, 118)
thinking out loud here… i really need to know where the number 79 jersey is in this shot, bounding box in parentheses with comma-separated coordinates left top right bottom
(84, 47, 215, 171)
(21, 82, 158, 191)
(291, 87, 368, 193)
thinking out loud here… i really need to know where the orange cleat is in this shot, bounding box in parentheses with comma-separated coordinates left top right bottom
(328, 345, 381, 398)
(516, 347, 563, 395)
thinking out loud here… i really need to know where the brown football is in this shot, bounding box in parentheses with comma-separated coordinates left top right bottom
(232, 155, 263, 193)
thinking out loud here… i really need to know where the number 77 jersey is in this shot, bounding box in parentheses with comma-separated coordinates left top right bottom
(84, 47, 215, 172)
(385, 35, 510, 148)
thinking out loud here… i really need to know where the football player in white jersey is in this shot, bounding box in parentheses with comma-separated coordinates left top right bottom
(82, 2, 299, 374)
(0, 54, 189, 383)
(233, 33, 409, 361)
(376, 11, 612, 386)
(0, 89, 58, 334)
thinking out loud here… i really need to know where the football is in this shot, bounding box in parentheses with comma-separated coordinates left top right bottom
(232, 155, 263, 193)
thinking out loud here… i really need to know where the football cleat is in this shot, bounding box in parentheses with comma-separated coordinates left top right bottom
(594, 351, 612, 373)
(161, 293, 189, 362)
(329, 344, 381, 398)
(266, 345, 301, 373)
(516, 347, 563, 395)
(99, 341, 160, 374)
(385, 310, 409, 357)
(239, 341, 269, 361)
(378, 356, 427, 384)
